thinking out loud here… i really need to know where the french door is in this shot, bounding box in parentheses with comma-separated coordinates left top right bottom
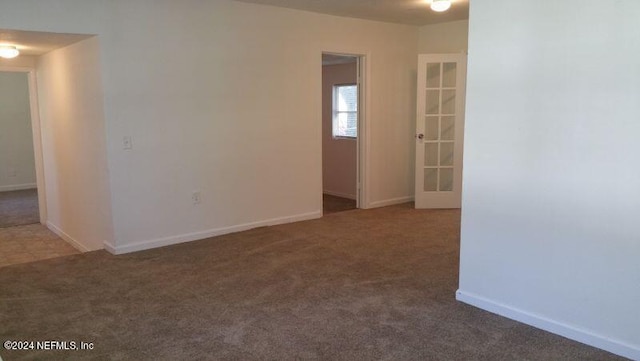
(415, 54, 467, 209)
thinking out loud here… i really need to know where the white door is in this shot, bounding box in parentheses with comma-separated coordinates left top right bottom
(415, 54, 467, 209)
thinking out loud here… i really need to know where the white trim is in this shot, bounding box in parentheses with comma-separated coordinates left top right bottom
(46, 221, 91, 253)
(367, 196, 414, 208)
(0, 183, 37, 192)
(456, 289, 640, 360)
(323, 190, 356, 200)
(27, 68, 47, 225)
(358, 54, 370, 209)
(104, 210, 322, 255)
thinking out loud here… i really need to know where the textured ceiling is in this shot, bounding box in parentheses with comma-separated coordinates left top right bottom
(233, 0, 469, 26)
(0, 29, 92, 56)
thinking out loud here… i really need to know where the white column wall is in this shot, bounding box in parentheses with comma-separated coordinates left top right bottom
(37, 37, 113, 251)
(458, 1, 640, 359)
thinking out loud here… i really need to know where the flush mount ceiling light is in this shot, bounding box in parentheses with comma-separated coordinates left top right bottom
(431, 0, 452, 12)
(0, 45, 20, 59)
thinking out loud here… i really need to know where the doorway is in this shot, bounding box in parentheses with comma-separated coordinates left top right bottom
(0, 28, 99, 266)
(321, 53, 363, 215)
(0, 65, 78, 268)
(0, 70, 41, 228)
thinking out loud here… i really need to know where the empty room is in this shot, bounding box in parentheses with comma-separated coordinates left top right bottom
(0, 0, 638, 360)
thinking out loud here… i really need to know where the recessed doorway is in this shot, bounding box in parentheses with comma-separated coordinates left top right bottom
(321, 53, 363, 215)
(0, 28, 95, 267)
(0, 71, 39, 228)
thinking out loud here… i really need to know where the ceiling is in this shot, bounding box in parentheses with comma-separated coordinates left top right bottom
(0, 29, 92, 56)
(233, 0, 469, 26)
(1, 2, 467, 58)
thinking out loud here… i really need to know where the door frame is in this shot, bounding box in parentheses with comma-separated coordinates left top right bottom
(321, 51, 370, 209)
(0, 65, 47, 224)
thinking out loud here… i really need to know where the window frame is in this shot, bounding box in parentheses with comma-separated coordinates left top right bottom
(332, 83, 358, 140)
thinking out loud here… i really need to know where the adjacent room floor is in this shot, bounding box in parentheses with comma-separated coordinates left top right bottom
(0, 223, 80, 268)
(0, 204, 623, 360)
(0, 189, 40, 228)
(323, 193, 357, 214)
(1, 188, 78, 267)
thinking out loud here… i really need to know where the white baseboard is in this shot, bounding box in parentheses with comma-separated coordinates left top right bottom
(323, 190, 356, 200)
(0, 183, 37, 192)
(456, 289, 640, 360)
(104, 210, 323, 255)
(46, 221, 91, 253)
(367, 195, 414, 209)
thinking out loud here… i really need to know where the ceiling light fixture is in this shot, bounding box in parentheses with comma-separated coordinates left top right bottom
(0, 45, 20, 59)
(431, 0, 452, 12)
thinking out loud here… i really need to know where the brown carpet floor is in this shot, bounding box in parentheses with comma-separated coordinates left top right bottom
(0, 204, 625, 360)
(0, 189, 39, 228)
(323, 194, 357, 214)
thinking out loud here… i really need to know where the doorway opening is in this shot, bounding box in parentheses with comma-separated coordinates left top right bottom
(321, 53, 364, 215)
(0, 28, 95, 267)
(0, 65, 78, 268)
(0, 70, 41, 228)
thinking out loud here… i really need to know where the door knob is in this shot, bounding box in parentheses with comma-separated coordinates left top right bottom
(416, 133, 424, 140)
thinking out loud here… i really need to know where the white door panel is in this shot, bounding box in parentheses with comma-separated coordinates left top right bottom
(415, 54, 466, 209)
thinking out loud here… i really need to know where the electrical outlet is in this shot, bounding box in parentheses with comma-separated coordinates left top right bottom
(123, 136, 133, 150)
(192, 191, 201, 205)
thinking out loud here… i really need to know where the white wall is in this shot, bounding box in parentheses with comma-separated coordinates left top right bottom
(0, 0, 418, 253)
(36, 37, 114, 251)
(0, 71, 36, 191)
(418, 20, 468, 54)
(322, 62, 357, 199)
(458, 1, 640, 359)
